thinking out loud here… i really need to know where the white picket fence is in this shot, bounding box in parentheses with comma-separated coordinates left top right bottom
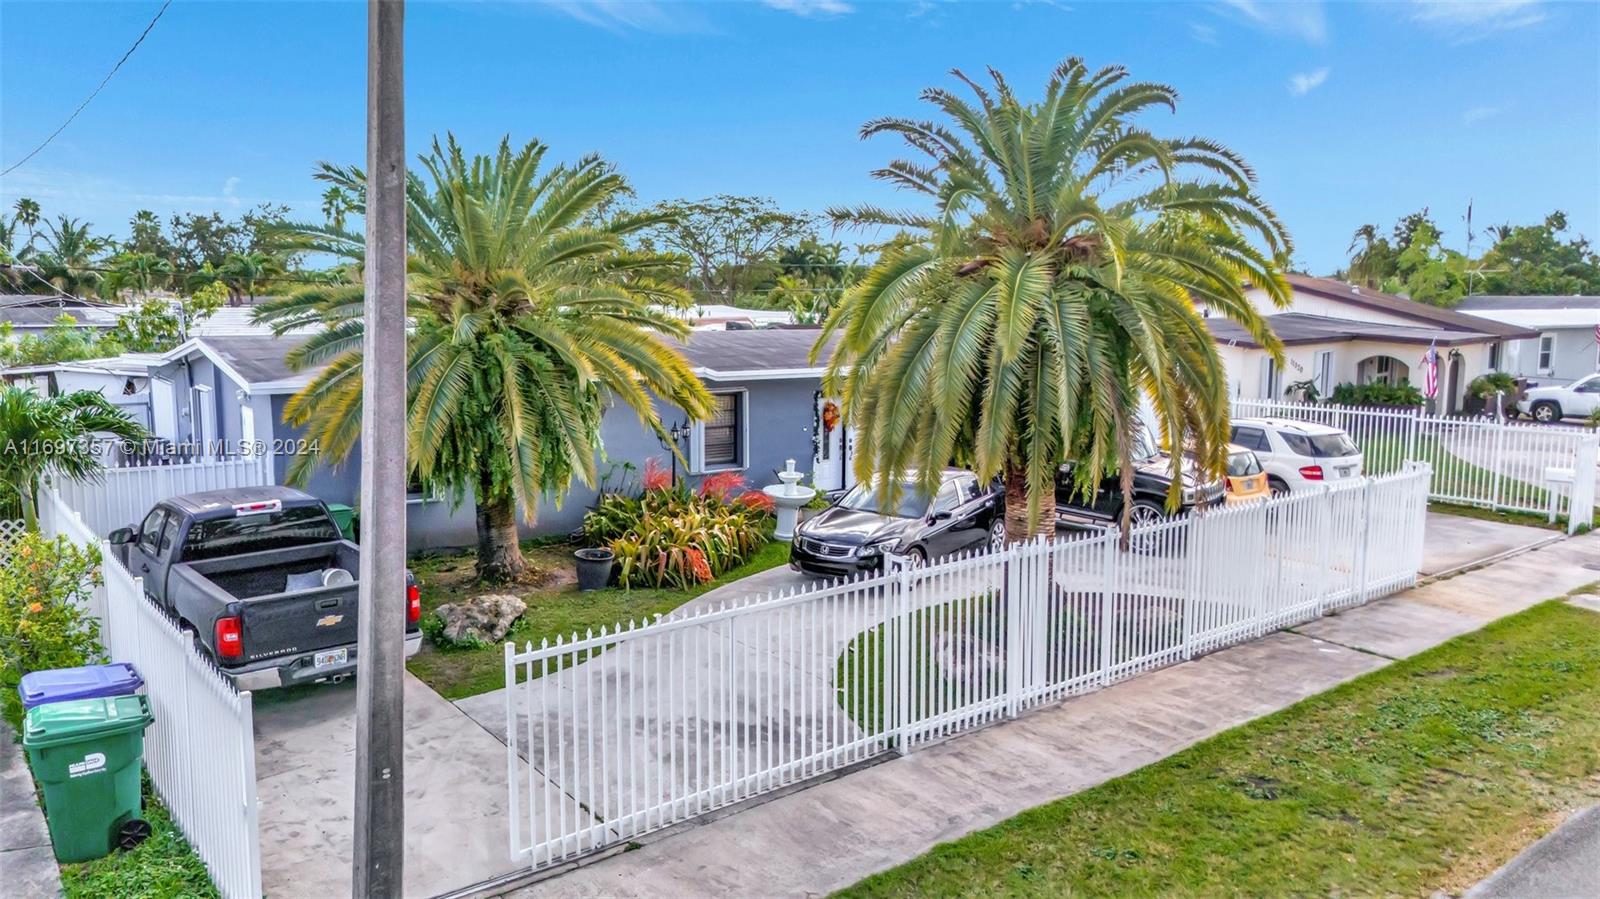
(37, 486, 262, 899)
(1234, 398, 1598, 533)
(502, 465, 1430, 869)
(52, 454, 274, 539)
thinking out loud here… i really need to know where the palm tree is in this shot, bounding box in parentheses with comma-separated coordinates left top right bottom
(101, 251, 174, 300)
(0, 387, 148, 529)
(217, 251, 279, 305)
(33, 216, 111, 297)
(10, 198, 41, 255)
(819, 61, 1292, 545)
(255, 135, 713, 582)
(320, 186, 351, 231)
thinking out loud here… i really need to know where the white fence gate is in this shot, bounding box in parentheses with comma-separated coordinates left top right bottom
(1233, 398, 1598, 533)
(53, 454, 274, 539)
(503, 466, 1430, 869)
(38, 487, 263, 899)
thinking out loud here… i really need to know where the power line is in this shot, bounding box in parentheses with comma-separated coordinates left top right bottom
(0, 0, 173, 178)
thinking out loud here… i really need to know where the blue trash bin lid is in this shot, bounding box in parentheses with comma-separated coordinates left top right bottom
(18, 663, 143, 710)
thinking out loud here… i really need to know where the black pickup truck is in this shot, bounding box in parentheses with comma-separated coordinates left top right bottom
(110, 486, 421, 690)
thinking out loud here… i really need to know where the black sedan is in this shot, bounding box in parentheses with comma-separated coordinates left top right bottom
(1056, 434, 1226, 530)
(790, 468, 1005, 578)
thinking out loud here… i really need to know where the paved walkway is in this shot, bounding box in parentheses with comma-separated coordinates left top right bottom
(498, 529, 1600, 898)
(0, 721, 62, 898)
(252, 673, 524, 898)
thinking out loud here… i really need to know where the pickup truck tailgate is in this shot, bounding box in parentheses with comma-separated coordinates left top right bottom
(238, 587, 359, 663)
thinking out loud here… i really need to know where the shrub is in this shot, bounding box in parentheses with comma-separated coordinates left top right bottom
(1469, 372, 1517, 399)
(1328, 380, 1425, 407)
(0, 533, 104, 728)
(590, 469, 773, 590)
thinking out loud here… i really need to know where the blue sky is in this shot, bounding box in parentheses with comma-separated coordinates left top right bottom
(2, 0, 1596, 275)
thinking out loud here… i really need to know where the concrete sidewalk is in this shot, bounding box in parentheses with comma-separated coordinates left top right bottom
(0, 721, 62, 898)
(1468, 804, 1600, 899)
(502, 530, 1600, 898)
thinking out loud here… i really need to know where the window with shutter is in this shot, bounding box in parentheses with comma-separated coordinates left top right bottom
(704, 393, 741, 468)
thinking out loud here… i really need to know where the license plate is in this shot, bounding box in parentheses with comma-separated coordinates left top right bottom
(1337, 466, 1354, 477)
(314, 648, 348, 669)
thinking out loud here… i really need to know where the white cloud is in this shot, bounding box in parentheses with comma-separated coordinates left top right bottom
(762, 0, 854, 14)
(222, 176, 241, 209)
(1462, 105, 1501, 124)
(1408, 0, 1547, 42)
(1288, 67, 1330, 97)
(538, 1, 711, 33)
(1216, 0, 1327, 43)
(1189, 21, 1219, 44)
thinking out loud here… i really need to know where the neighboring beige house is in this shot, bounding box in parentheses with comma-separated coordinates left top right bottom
(1201, 275, 1533, 414)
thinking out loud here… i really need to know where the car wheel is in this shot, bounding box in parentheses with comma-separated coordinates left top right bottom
(1268, 476, 1290, 496)
(902, 546, 927, 569)
(987, 519, 1007, 552)
(1124, 500, 1167, 553)
(1531, 401, 1561, 424)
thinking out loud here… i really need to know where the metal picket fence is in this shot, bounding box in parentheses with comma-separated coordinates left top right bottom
(38, 486, 263, 899)
(1234, 398, 1598, 533)
(502, 465, 1430, 870)
(52, 454, 274, 539)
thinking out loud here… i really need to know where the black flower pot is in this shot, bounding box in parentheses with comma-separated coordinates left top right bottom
(574, 548, 615, 592)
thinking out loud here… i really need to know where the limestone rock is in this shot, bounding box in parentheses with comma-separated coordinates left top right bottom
(435, 593, 526, 645)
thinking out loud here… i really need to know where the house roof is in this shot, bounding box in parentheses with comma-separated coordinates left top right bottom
(2, 352, 167, 378)
(671, 327, 833, 380)
(0, 295, 123, 329)
(1454, 295, 1600, 311)
(1281, 274, 1533, 339)
(1207, 312, 1504, 350)
(164, 335, 315, 394)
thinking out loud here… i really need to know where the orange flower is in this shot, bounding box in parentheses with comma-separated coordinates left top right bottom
(26, 602, 43, 614)
(684, 547, 713, 583)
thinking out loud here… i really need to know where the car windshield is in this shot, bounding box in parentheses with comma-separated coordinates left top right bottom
(836, 481, 933, 518)
(182, 506, 342, 561)
(1280, 431, 1359, 458)
(1226, 451, 1262, 477)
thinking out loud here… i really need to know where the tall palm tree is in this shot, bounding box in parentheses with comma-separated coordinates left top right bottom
(820, 61, 1292, 545)
(33, 216, 111, 297)
(217, 251, 278, 305)
(255, 135, 713, 582)
(320, 186, 351, 231)
(0, 387, 148, 528)
(10, 198, 41, 255)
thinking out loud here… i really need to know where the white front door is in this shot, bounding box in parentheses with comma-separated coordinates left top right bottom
(150, 378, 176, 441)
(814, 397, 848, 492)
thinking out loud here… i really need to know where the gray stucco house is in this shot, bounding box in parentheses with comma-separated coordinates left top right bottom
(1454, 295, 1600, 387)
(146, 329, 852, 552)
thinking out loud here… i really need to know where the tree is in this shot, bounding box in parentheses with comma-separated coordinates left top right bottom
(0, 388, 146, 529)
(1345, 223, 1395, 290)
(0, 315, 119, 368)
(10, 199, 40, 255)
(1476, 211, 1600, 296)
(125, 209, 174, 259)
(255, 135, 713, 582)
(644, 195, 816, 304)
(31, 217, 111, 297)
(321, 186, 352, 231)
(100, 251, 173, 300)
(107, 282, 225, 352)
(216, 251, 279, 305)
(820, 60, 1291, 545)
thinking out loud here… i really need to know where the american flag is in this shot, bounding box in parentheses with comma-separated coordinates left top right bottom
(1421, 342, 1439, 399)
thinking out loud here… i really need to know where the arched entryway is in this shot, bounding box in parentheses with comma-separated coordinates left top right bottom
(1355, 354, 1410, 387)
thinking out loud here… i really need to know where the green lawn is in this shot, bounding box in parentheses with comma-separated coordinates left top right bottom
(59, 777, 216, 899)
(1427, 500, 1571, 532)
(839, 597, 1600, 898)
(407, 539, 792, 700)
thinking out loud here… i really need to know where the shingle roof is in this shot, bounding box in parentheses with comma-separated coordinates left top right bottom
(670, 328, 833, 376)
(1454, 295, 1600, 311)
(193, 335, 313, 385)
(1207, 312, 1503, 350)
(1282, 274, 1532, 339)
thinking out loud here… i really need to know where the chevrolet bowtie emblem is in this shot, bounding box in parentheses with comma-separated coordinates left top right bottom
(315, 614, 344, 627)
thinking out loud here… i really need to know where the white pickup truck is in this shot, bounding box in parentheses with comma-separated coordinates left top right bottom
(1518, 373, 1600, 423)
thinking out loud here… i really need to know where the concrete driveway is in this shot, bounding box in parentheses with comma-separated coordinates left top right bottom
(1437, 425, 1599, 513)
(252, 673, 526, 898)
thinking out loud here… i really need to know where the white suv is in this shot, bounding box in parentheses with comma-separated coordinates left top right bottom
(1229, 418, 1364, 493)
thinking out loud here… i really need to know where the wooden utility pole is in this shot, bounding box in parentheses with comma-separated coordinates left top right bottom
(354, 0, 406, 894)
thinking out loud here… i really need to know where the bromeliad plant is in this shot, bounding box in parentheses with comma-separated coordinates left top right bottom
(584, 463, 772, 590)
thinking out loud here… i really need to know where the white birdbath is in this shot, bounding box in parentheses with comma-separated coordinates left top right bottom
(763, 459, 817, 542)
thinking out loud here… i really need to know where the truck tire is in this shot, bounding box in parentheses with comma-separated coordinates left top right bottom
(1531, 401, 1561, 424)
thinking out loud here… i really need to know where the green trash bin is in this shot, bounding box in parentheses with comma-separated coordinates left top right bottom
(326, 502, 356, 540)
(22, 693, 154, 863)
